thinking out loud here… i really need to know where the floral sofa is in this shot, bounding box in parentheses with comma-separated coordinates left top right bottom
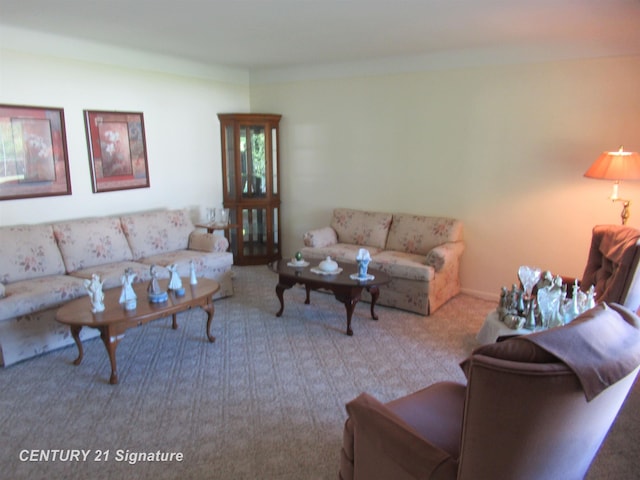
(301, 208, 464, 315)
(0, 208, 233, 366)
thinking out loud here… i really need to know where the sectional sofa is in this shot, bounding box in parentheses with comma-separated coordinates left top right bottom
(301, 208, 464, 316)
(0, 208, 233, 366)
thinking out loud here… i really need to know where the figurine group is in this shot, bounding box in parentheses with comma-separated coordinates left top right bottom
(497, 270, 596, 331)
(84, 261, 199, 313)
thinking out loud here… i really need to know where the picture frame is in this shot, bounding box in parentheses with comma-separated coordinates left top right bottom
(0, 104, 72, 201)
(84, 110, 150, 193)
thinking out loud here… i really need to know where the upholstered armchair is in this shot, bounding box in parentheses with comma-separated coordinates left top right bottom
(340, 303, 640, 480)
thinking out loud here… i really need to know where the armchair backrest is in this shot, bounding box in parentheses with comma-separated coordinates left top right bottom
(458, 304, 640, 480)
(581, 224, 640, 311)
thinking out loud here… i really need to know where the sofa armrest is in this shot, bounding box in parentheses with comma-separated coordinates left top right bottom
(303, 227, 338, 248)
(188, 232, 229, 253)
(343, 393, 454, 480)
(426, 241, 465, 272)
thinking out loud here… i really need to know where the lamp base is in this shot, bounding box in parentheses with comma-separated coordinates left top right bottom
(614, 198, 631, 225)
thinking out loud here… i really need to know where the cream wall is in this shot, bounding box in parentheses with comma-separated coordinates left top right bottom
(250, 56, 640, 299)
(2, 27, 639, 300)
(0, 43, 249, 226)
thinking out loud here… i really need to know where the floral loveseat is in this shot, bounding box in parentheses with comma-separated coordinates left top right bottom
(301, 208, 464, 315)
(0, 208, 233, 366)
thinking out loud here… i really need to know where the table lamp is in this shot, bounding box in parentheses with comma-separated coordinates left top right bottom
(584, 146, 640, 224)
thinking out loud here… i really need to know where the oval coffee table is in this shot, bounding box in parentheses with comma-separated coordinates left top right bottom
(56, 277, 220, 384)
(269, 259, 391, 336)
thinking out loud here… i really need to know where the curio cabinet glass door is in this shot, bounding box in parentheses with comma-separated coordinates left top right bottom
(218, 113, 282, 265)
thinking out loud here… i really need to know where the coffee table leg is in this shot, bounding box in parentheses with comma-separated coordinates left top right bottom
(305, 284, 311, 305)
(100, 327, 121, 385)
(333, 290, 360, 336)
(70, 325, 84, 365)
(367, 285, 381, 320)
(275, 276, 295, 317)
(172, 314, 178, 330)
(203, 301, 216, 343)
(343, 298, 358, 336)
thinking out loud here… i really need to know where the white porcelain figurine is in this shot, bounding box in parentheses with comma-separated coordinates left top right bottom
(189, 260, 198, 285)
(167, 263, 185, 296)
(84, 273, 105, 313)
(119, 268, 137, 310)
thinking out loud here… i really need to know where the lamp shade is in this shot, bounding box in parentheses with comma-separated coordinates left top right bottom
(584, 146, 640, 180)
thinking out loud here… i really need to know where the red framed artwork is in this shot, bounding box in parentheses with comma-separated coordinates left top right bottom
(84, 110, 150, 193)
(0, 104, 72, 201)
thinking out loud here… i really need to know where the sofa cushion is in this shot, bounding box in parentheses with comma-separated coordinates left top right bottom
(0, 274, 86, 322)
(140, 250, 234, 278)
(386, 214, 463, 255)
(0, 225, 66, 283)
(121, 209, 195, 260)
(331, 208, 392, 249)
(53, 217, 133, 273)
(189, 232, 229, 253)
(303, 226, 338, 248)
(301, 244, 384, 265)
(68, 261, 164, 290)
(371, 251, 435, 281)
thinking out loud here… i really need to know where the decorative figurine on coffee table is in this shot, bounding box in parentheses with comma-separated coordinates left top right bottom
(147, 265, 168, 303)
(189, 260, 198, 285)
(119, 268, 137, 311)
(167, 263, 185, 296)
(84, 273, 105, 313)
(356, 248, 371, 279)
(349, 248, 374, 281)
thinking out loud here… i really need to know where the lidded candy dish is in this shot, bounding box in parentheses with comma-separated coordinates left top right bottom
(318, 256, 339, 272)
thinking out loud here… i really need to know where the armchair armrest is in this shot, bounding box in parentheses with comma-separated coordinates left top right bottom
(425, 241, 465, 272)
(188, 231, 229, 253)
(303, 226, 338, 248)
(343, 393, 455, 480)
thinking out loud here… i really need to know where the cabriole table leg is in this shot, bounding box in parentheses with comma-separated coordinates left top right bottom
(204, 302, 216, 342)
(100, 327, 122, 385)
(70, 325, 84, 365)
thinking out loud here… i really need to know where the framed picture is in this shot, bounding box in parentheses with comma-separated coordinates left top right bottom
(0, 104, 72, 201)
(84, 110, 150, 193)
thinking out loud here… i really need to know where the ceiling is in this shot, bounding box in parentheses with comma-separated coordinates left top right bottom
(1, 0, 640, 73)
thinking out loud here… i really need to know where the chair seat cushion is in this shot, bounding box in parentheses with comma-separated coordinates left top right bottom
(387, 381, 466, 458)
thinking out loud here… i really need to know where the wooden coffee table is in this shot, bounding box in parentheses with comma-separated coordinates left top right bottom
(56, 277, 220, 384)
(269, 259, 391, 336)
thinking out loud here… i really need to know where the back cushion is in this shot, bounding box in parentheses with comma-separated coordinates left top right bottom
(121, 209, 194, 259)
(386, 214, 463, 255)
(0, 224, 66, 283)
(330, 208, 392, 249)
(581, 225, 640, 305)
(53, 217, 133, 273)
(459, 338, 558, 379)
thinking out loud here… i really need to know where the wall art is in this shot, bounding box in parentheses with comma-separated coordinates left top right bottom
(0, 104, 71, 200)
(84, 110, 150, 193)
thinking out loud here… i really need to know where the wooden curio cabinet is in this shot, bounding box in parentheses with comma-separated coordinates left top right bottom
(218, 113, 282, 265)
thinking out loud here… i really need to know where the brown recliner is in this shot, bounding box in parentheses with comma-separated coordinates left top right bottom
(578, 225, 640, 311)
(340, 303, 640, 480)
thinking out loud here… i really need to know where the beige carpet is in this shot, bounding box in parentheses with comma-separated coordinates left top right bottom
(0, 265, 637, 479)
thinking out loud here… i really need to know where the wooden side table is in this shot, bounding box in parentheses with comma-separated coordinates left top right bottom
(195, 222, 240, 234)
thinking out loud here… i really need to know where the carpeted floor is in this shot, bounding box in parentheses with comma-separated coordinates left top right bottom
(0, 265, 638, 479)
